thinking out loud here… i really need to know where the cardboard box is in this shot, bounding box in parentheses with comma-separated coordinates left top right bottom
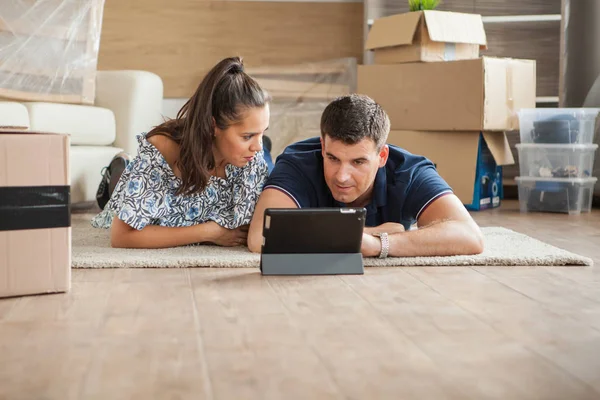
(365, 10, 487, 64)
(388, 130, 514, 211)
(358, 57, 537, 131)
(0, 131, 71, 298)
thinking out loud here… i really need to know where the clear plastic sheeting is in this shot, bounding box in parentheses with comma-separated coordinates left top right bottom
(0, 0, 105, 105)
(247, 58, 357, 157)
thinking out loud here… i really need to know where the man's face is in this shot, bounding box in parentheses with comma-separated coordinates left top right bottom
(321, 135, 389, 207)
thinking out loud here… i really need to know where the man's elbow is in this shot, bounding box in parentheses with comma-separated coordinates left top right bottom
(465, 223, 484, 255)
(247, 221, 262, 253)
(247, 234, 262, 253)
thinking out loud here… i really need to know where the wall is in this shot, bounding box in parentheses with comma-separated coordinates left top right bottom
(560, 0, 600, 107)
(97, 0, 363, 99)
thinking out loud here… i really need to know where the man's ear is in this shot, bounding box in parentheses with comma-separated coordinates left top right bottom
(378, 144, 389, 168)
(320, 136, 325, 156)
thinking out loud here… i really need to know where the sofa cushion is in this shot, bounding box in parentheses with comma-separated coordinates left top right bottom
(23, 102, 116, 146)
(0, 101, 29, 130)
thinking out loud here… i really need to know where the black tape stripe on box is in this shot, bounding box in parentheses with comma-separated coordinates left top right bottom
(0, 186, 71, 231)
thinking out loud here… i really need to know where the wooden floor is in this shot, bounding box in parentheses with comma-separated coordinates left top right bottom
(1, 200, 600, 400)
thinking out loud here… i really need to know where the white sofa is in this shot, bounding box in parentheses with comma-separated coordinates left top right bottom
(0, 70, 164, 204)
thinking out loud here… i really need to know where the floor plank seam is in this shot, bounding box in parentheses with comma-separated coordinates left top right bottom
(404, 269, 600, 396)
(188, 271, 216, 400)
(264, 277, 349, 400)
(337, 274, 475, 400)
(76, 279, 115, 400)
(547, 268, 600, 288)
(1, 298, 19, 321)
(470, 267, 600, 335)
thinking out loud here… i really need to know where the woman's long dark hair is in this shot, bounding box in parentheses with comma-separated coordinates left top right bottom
(147, 56, 270, 196)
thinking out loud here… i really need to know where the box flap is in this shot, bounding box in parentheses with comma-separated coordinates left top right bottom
(0, 128, 69, 136)
(482, 131, 514, 166)
(423, 10, 487, 48)
(365, 12, 423, 50)
(482, 57, 508, 129)
(387, 130, 480, 204)
(482, 57, 536, 130)
(509, 59, 537, 127)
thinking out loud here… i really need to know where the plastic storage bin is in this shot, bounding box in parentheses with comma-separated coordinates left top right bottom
(516, 177, 597, 214)
(518, 108, 600, 144)
(516, 143, 598, 178)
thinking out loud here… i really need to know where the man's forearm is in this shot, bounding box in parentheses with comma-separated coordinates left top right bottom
(248, 188, 299, 253)
(384, 220, 484, 257)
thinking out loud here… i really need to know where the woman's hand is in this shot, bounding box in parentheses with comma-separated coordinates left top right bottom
(203, 222, 249, 247)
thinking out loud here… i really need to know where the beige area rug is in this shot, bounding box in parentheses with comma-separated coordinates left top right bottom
(71, 214, 593, 268)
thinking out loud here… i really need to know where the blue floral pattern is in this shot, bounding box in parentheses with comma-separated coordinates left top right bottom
(91, 133, 268, 230)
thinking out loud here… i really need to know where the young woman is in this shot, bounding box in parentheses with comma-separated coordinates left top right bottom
(91, 57, 272, 249)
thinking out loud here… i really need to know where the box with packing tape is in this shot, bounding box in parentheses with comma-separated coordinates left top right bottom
(388, 130, 515, 211)
(0, 130, 71, 298)
(358, 57, 536, 132)
(365, 10, 487, 64)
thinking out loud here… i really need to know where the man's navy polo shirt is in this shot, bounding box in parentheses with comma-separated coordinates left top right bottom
(264, 137, 453, 229)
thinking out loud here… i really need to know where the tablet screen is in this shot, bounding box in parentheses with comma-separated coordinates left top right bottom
(261, 208, 366, 254)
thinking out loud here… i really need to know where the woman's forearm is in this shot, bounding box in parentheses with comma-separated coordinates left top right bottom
(111, 221, 216, 249)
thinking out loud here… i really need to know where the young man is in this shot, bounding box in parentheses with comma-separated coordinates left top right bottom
(248, 94, 484, 258)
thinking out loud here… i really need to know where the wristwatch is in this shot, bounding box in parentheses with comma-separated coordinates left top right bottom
(373, 232, 389, 259)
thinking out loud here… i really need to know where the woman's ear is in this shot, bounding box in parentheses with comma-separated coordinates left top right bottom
(212, 117, 218, 138)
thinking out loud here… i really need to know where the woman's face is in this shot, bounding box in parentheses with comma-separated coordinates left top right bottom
(213, 104, 270, 168)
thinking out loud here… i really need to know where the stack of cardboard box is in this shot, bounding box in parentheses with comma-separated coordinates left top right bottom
(0, 130, 71, 298)
(358, 10, 537, 210)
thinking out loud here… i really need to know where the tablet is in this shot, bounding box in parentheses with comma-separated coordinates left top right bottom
(261, 207, 366, 254)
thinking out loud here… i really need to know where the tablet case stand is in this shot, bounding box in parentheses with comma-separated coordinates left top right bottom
(260, 253, 364, 275)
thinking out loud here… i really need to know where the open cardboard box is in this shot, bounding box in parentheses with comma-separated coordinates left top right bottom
(358, 57, 536, 132)
(388, 130, 514, 211)
(0, 130, 71, 298)
(365, 10, 487, 64)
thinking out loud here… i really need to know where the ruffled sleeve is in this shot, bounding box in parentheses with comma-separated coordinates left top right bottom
(91, 150, 171, 230)
(229, 150, 269, 227)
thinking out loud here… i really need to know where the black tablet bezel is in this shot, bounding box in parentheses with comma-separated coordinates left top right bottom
(261, 207, 366, 254)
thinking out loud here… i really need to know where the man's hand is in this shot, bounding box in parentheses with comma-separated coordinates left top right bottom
(361, 232, 382, 258)
(362, 223, 405, 258)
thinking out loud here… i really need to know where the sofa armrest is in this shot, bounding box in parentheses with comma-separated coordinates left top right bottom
(0, 101, 30, 130)
(94, 71, 164, 155)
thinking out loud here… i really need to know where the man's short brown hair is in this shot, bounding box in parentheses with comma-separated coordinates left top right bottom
(320, 94, 391, 150)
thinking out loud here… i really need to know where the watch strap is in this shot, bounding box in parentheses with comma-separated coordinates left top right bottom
(378, 232, 389, 259)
